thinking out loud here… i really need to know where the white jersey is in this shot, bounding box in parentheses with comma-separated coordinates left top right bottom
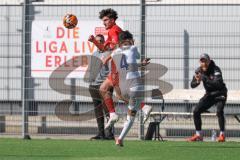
(111, 45, 143, 98)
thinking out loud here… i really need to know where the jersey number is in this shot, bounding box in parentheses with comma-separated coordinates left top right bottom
(120, 55, 128, 70)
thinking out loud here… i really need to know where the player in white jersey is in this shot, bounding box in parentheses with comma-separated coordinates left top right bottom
(112, 45, 143, 99)
(110, 31, 145, 147)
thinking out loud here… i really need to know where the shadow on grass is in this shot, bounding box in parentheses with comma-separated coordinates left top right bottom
(173, 145, 240, 149)
(0, 154, 73, 158)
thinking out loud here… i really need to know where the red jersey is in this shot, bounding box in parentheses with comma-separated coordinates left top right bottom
(104, 24, 122, 50)
(104, 24, 122, 84)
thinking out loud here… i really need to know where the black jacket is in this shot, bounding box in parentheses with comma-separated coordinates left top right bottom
(191, 60, 227, 96)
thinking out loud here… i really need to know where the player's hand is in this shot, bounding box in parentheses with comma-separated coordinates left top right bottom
(88, 35, 95, 42)
(116, 95, 129, 104)
(141, 58, 151, 66)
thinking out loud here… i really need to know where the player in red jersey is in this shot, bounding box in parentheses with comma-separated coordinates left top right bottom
(89, 9, 152, 130)
(88, 8, 122, 127)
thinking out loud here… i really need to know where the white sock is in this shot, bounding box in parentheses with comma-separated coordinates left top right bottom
(110, 112, 116, 118)
(220, 131, 224, 135)
(118, 115, 135, 140)
(196, 130, 201, 136)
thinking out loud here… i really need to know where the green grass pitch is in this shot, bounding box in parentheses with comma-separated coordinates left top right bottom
(0, 138, 239, 160)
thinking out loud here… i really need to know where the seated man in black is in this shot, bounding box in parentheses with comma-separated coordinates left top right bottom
(188, 53, 227, 142)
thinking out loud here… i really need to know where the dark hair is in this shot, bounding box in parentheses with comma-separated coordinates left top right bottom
(99, 8, 118, 20)
(95, 34, 105, 43)
(119, 30, 133, 43)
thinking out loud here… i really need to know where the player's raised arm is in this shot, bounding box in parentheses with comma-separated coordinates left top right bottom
(88, 35, 106, 52)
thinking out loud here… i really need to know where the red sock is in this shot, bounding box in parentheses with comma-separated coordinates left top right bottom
(140, 102, 145, 109)
(104, 97, 115, 113)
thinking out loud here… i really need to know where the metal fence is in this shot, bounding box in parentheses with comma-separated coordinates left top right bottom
(0, 0, 240, 140)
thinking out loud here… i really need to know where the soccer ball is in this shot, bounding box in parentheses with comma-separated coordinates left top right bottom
(63, 14, 78, 29)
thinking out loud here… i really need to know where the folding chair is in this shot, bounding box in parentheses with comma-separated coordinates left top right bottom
(145, 89, 166, 141)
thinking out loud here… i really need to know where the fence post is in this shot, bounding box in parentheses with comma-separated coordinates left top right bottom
(183, 30, 192, 112)
(71, 79, 79, 113)
(139, 0, 146, 140)
(0, 116, 6, 133)
(22, 0, 35, 140)
(22, 0, 28, 139)
(184, 30, 189, 89)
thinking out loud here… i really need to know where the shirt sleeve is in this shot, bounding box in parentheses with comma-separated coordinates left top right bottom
(131, 46, 140, 59)
(190, 75, 200, 88)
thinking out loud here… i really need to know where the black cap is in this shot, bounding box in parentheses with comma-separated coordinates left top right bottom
(200, 53, 210, 62)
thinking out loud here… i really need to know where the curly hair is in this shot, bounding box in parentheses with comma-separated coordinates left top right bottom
(99, 8, 118, 20)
